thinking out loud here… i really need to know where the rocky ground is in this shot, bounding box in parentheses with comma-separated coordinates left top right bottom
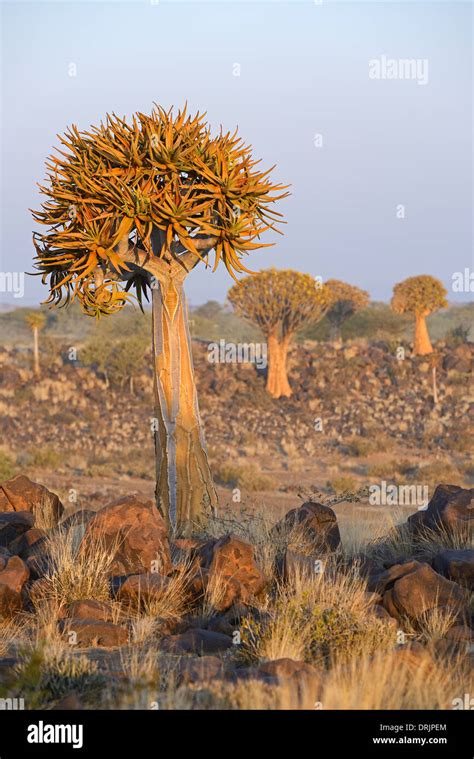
(0, 339, 472, 514)
(0, 338, 472, 709)
(0, 475, 471, 710)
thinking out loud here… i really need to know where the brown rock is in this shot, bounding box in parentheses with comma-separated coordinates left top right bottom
(0, 512, 35, 548)
(199, 534, 266, 612)
(59, 618, 128, 647)
(0, 556, 30, 616)
(384, 563, 466, 621)
(407, 484, 473, 537)
(277, 549, 320, 583)
(116, 573, 169, 605)
(368, 560, 423, 594)
(161, 628, 233, 655)
(59, 510, 96, 531)
(444, 624, 473, 643)
(52, 691, 84, 710)
(272, 501, 341, 553)
(177, 656, 224, 685)
(81, 496, 172, 576)
(0, 475, 64, 523)
(368, 603, 398, 627)
(208, 603, 255, 636)
(8, 528, 47, 560)
(64, 599, 114, 622)
(432, 550, 474, 589)
(258, 658, 320, 686)
(391, 643, 434, 672)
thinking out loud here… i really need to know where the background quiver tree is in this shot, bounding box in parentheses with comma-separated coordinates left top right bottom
(228, 268, 328, 399)
(31, 104, 288, 532)
(391, 275, 448, 356)
(325, 279, 370, 343)
(25, 310, 46, 378)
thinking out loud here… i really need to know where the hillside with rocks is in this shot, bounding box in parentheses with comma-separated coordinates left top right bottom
(0, 338, 472, 465)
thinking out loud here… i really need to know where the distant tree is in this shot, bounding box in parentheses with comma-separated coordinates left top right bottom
(391, 275, 448, 355)
(228, 269, 328, 398)
(325, 279, 370, 342)
(108, 336, 148, 394)
(194, 300, 223, 320)
(25, 311, 46, 377)
(80, 336, 115, 386)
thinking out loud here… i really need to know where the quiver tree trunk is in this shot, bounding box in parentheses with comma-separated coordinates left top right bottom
(151, 273, 217, 533)
(329, 320, 342, 344)
(266, 332, 292, 398)
(413, 313, 432, 355)
(33, 327, 40, 377)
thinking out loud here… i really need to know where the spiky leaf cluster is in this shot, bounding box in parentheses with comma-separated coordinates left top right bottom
(325, 279, 370, 327)
(391, 275, 448, 317)
(32, 105, 288, 316)
(228, 268, 329, 337)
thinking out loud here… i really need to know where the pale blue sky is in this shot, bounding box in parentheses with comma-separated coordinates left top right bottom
(0, 0, 472, 306)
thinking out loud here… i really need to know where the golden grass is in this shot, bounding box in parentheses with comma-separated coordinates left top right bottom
(38, 527, 119, 609)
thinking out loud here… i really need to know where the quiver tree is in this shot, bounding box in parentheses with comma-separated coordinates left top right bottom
(31, 104, 287, 532)
(25, 311, 46, 377)
(228, 269, 328, 398)
(325, 279, 369, 342)
(391, 275, 447, 356)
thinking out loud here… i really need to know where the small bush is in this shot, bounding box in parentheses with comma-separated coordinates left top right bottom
(213, 463, 276, 492)
(0, 451, 15, 481)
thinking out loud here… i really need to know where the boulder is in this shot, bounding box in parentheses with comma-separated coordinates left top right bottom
(0, 549, 11, 572)
(59, 510, 96, 531)
(257, 658, 322, 691)
(367, 560, 423, 594)
(59, 618, 128, 647)
(208, 603, 259, 637)
(0, 556, 30, 616)
(177, 656, 224, 685)
(271, 501, 341, 553)
(8, 528, 47, 560)
(432, 550, 474, 589)
(198, 534, 266, 612)
(64, 599, 114, 622)
(81, 496, 172, 576)
(116, 573, 169, 606)
(407, 484, 473, 536)
(0, 512, 35, 549)
(277, 549, 321, 583)
(0, 475, 64, 524)
(382, 562, 466, 622)
(160, 628, 233, 655)
(52, 692, 84, 710)
(231, 658, 323, 699)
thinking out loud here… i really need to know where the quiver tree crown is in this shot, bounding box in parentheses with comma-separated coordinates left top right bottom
(228, 268, 329, 337)
(228, 269, 329, 398)
(391, 275, 448, 356)
(325, 279, 370, 339)
(32, 104, 289, 313)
